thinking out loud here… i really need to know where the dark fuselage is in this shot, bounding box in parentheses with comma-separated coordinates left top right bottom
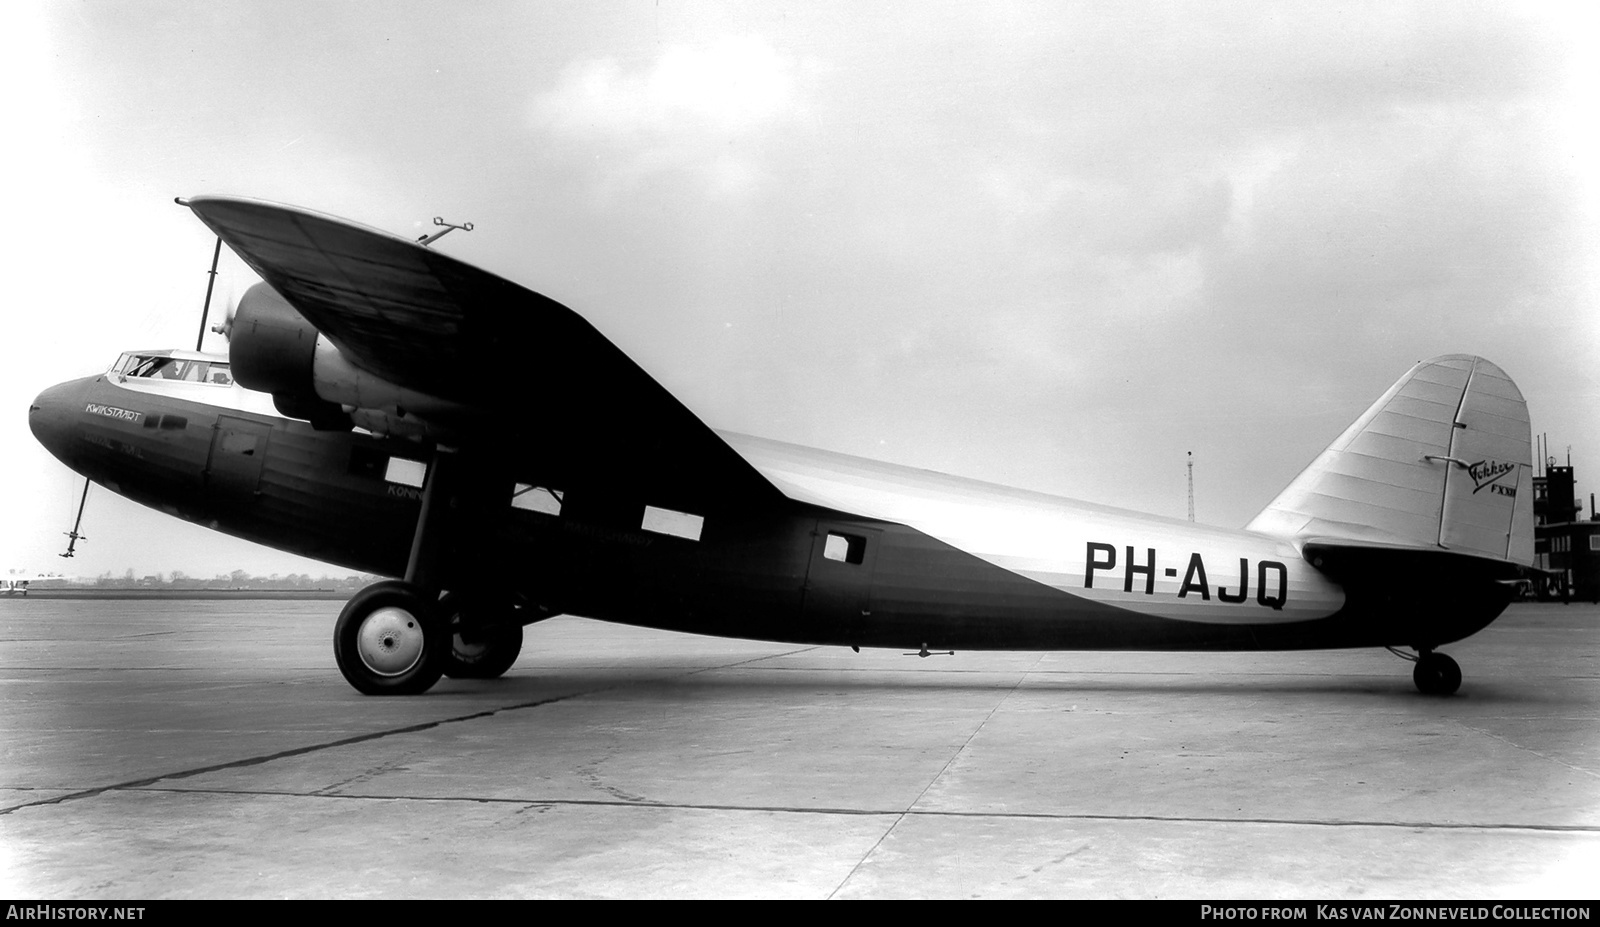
(29, 371, 1511, 654)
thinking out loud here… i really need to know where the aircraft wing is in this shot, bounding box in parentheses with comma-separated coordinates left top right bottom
(184, 195, 785, 512)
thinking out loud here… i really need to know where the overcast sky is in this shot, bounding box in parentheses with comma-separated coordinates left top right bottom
(2, 1, 1596, 579)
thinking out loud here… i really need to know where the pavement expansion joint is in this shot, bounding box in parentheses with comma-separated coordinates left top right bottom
(0, 690, 597, 816)
(1450, 720, 1600, 780)
(829, 653, 1043, 899)
(0, 647, 826, 817)
(16, 783, 1600, 836)
(678, 645, 821, 675)
(128, 786, 903, 817)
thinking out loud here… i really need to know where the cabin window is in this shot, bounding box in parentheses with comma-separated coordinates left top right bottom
(385, 457, 427, 488)
(511, 484, 563, 516)
(823, 532, 866, 564)
(641, 506, 704, 541)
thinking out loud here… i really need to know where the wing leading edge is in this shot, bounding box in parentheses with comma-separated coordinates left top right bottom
(184, 195, 784, 513)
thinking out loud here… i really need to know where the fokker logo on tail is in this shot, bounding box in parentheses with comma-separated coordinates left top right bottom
(1469, 460, 1516, 496)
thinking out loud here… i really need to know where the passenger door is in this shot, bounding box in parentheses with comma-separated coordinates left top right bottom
(206, 415, 271, 498)
(802, 521, 881, 638)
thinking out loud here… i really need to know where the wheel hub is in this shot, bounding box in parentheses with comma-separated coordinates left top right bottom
(356, 606, 426, 676)
(453, 632, 489, 659)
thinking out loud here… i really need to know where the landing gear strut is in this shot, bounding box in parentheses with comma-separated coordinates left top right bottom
(329, 446, 540, 694)
(1389, 646, 1463, 696)
(332, 446, 465, 696)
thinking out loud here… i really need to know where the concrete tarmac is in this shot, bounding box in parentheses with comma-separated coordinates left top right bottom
(0, 598, 1595, 899)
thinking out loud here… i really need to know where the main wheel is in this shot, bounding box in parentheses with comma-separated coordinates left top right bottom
(1413, 652, 1462, 696)
(439, 592, 525, 680)
(334, 580, 448, 695)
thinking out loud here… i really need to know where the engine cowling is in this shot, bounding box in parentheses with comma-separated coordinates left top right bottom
(229, 282, 350, 429)
(227, 283, 471, 440)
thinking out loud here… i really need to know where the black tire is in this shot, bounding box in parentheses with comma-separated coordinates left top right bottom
(439, 592, 525, 680)
(333, 580, 448, 695)
(1413, 652, 1462, 696)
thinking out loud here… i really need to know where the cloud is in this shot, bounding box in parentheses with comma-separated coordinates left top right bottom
(537, 36, 794, 136)
(532, 35, 820, 195)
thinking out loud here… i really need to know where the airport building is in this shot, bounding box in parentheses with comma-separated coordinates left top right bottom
(1532, 460, 1600, 602)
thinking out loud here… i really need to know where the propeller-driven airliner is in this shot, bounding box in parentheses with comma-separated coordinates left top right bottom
(28, 197, 1534, 696)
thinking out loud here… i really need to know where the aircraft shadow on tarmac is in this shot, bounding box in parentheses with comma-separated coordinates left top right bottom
(411, 665, 1559, 704)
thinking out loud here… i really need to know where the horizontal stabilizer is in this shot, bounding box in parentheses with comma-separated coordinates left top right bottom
(1247, 355, 1533, 566)
(1300, 538, 1525, 583)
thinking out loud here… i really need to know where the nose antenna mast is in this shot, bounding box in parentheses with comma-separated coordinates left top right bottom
(60, 479, 90, 558)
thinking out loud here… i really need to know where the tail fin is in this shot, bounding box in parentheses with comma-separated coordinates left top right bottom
(1247, 355, 1533, 567)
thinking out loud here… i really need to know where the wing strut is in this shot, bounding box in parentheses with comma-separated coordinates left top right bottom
(194, 236, 222, 351)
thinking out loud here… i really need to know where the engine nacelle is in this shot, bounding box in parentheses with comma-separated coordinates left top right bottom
(311, 338, 471, 441)
(228, 283, 470, 439)
(230, 282, 317, 395)
(229, 282, 350, 429)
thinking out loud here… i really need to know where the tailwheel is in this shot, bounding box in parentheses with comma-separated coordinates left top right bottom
(438, 592, 524, 680)
(1412, 651, 1462, 696)
(334, 580, 448, 695)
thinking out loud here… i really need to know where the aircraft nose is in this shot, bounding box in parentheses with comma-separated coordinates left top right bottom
(29, 378, 90, 464)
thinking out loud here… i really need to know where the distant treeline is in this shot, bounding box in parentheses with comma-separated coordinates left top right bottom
(24, 570, 380, 591)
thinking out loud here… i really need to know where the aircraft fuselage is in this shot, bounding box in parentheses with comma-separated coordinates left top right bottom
(30, 370, 1511, 656)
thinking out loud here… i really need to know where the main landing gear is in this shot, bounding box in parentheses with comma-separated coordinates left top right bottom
(333, 584, 530, 694)
(334, 580, 447, 695)
(438, 591, 524, 680)
(1387, 646, 1463, 696)
(331, 446, 533, 695)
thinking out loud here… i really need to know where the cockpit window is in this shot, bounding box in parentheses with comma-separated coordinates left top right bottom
(113, 353, 232, 386)
(121, 355, 176, 378)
